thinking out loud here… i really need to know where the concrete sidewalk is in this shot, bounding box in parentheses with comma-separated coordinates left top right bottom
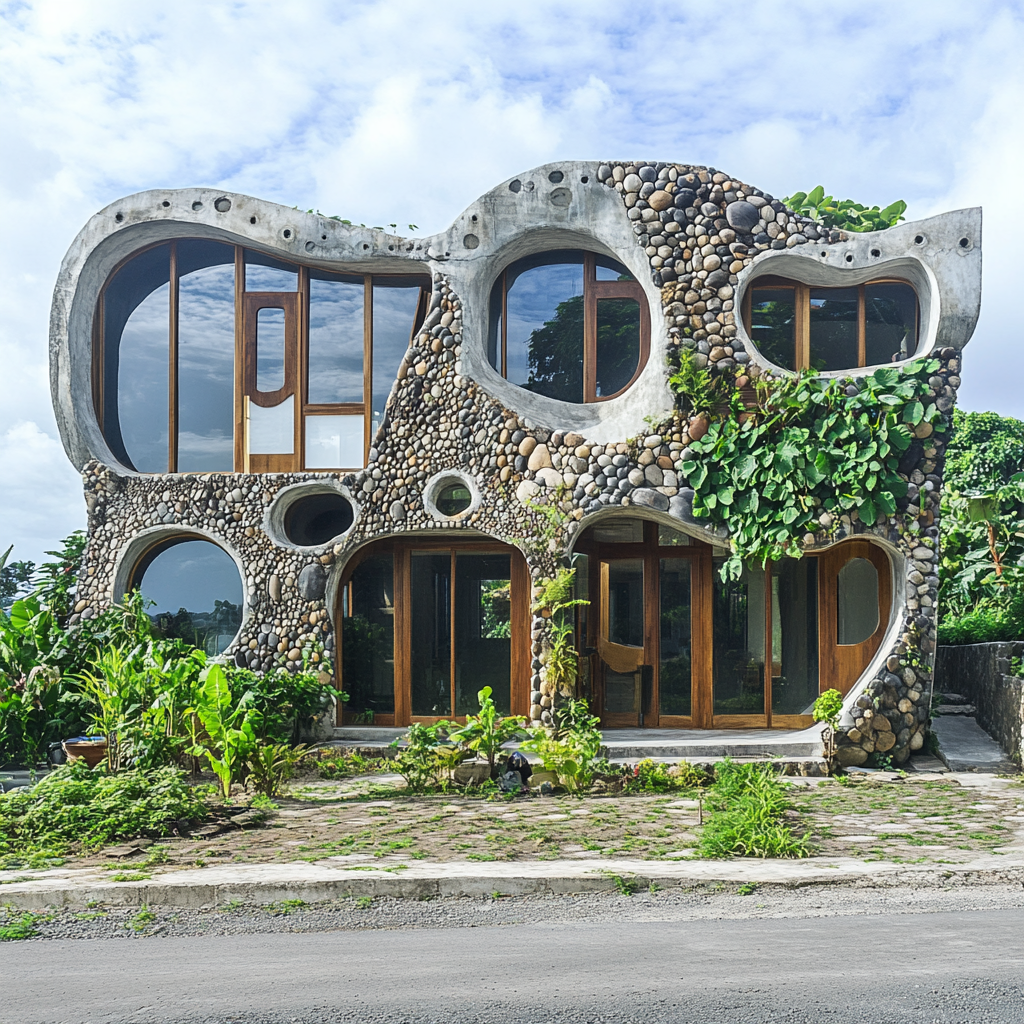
(5, 822, 1024, 909)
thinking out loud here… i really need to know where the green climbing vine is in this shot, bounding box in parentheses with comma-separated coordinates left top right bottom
(675, 359, 946, 579)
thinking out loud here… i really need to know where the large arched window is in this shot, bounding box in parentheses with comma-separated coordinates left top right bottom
(129, 537, 243, 654)
(743, 277, 918, 371)
(488, 250, 650, 403)
(96, 242, 430, 473)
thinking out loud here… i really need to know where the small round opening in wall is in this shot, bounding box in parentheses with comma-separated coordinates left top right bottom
(436, 483, 472, 517)
(284, 493, 354, 546)
(959, 236, 971, 248)
(214, 197, 232, 213)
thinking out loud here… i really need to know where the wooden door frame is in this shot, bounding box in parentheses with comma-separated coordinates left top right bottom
(335, 537, 530, 727)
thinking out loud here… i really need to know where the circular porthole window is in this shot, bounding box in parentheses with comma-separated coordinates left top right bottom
(436, 483, 472, 517)
(284, 492, 354, 547)
(130, 538, 243, 655)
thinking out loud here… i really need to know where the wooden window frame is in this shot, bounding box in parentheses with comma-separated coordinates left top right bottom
(493, 250, 651, 403)
(94, 241, 429, 476)
(742, 276, 919, 372)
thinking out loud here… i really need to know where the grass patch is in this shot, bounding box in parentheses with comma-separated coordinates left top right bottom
(0, 912, 40, 941)
(697, 761, 812, 860)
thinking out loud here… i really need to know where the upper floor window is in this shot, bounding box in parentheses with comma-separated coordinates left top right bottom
(743, 277, 918, 372)
(95, 241, 428, 474)
(488, 250, 650, 403)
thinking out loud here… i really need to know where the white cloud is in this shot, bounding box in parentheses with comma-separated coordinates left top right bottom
(1, 0, 1023, 561)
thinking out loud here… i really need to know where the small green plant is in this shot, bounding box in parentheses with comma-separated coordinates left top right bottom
(607, 873, 638, 896)
(246, 742, 309, 798)
(355, 896, 372, 909)
(737, 882, 758, 896)
(782, 186, 907, 233)
(521, 698, 603, 794)
(110, 870, 152, 882)
(668, 348, 729, 417)
(625, 759, 676, 794)
(128, 906, 157, 931)
(191, 664, 255, 799)
(813, 689, 844, 770)
(448, 687, 528, 774)
(0, 911, 40, 940)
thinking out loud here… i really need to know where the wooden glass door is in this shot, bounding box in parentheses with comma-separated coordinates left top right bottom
(242, 292, 299, 472)
(819, 540, 891, 696)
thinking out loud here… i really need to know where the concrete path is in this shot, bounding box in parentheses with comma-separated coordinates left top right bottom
(932, 714, 1018, 772)
(5, 903, 1024, 1023)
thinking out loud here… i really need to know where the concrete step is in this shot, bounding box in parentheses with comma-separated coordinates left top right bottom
(936, 704, 977, 716)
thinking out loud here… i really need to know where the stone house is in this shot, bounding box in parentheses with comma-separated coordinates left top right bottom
(49, 161, 981, 763)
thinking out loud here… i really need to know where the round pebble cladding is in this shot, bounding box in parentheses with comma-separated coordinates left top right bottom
(72, 162, 957, 757)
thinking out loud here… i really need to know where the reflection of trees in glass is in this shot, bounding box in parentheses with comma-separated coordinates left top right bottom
(150, 598, 241, 655)
(480, 580, 512, 639)
(596, 299, 641, 396)
(658, 654, 692, 716)
(342, 613, 390, 716)
(526, 295, 584, 401)
(526, 294, 644, 401)
(749, 294, 796, 369)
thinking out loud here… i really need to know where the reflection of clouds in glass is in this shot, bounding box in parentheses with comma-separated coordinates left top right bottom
(256, 307, 286, 392)
(140, 540, 241, 615)
(118, 283, 169, 473)
(372, 284, 421, 431)
(178, 264, 234, 471)
(305, 414, 364, 468)
(245, 264, 297, 292)
(506, 263, 583, 386)
(309, 278, 363, 403)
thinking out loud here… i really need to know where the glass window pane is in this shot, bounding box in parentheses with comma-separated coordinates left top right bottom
(104, 244, 171, 473)
(372, 281, 424, 437)
(596, 298, 641, 397)
(590, 520, 644, 544)
(659, 558, 691, 717)
(244, 250, 297, 291)
(771, 559, 819, 716)
(455, 555, 512, 716)
(248, 396, 293, 454)
(809, 287, 859, 371)
(411, 552, 451, 717)
(595, 256, 634, 281)
(177, 240, 235, 472)
(658, 525, 691, 546)
(607, 559, 644, 648)
(343, 554, 395, 719)
(304, 415, 364, 468)
(256, 307, 285, 392)
(137, 539, 242, 655)
(437, 483, 471, 516)
(865, 283, 918, 365)
(838, 557, 879, 644)
(713, 559, 766, 716)
(748, 287, 796, 370)
(308, 274, 364, 404)
(506, 253, 584, 403)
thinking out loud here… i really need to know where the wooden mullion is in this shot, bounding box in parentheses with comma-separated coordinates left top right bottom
(298, 265, 308, 469)
(394, 546, 411, 726)
(169, 241, 178, 473)
(796, 283, 811, 370)
(583, 253, 597, 402)
(450, 548, 457, 719)
(233, 246, 245, 473)
(857, 285, 867, 367)
(646, 542, 659, 727)
(363, 275, 373, 465)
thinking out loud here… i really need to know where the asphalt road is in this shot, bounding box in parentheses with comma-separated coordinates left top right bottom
(6, 899, 1024, 1024)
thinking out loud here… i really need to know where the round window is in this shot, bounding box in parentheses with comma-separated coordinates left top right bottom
(436, 483, 472, 517)
(132, 538, 242, 655)
(283, 492, 354, 546)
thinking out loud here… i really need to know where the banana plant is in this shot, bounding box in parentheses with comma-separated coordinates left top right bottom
(190, 663, 255, 799)
(448, 686, 528, 773)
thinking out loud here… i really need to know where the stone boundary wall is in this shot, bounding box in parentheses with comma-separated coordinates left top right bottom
(935, 642, 1024, 761)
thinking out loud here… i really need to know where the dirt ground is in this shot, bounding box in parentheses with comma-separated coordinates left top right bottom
(31, 767, 1024, 879)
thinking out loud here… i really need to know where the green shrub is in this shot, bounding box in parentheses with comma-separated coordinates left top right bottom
(521, 698, 603, 794)
(625, 758, 675, 793)
(697, 760, 811, 859)
(0, 760, 206, 857)
(937, 607, 1022, 646)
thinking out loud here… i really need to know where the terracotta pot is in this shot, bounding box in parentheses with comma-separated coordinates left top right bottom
(62, 738, 108, 768)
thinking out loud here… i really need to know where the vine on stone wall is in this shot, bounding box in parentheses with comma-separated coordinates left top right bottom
(675, 359, 946, 578)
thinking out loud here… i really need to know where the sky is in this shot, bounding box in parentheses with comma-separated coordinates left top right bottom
(1, 0, 1023, 566)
